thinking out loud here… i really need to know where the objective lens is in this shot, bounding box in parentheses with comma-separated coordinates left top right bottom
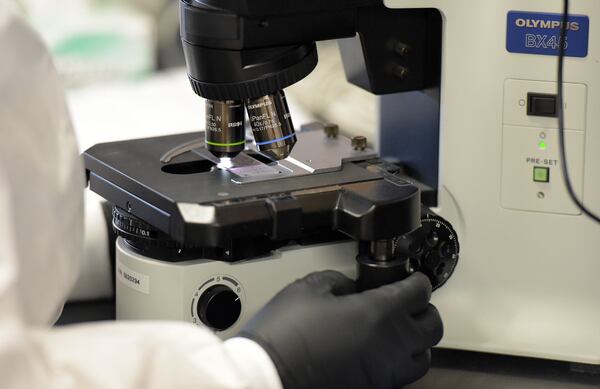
(246, 90, 296, 160)
(206, 100, 246, 158)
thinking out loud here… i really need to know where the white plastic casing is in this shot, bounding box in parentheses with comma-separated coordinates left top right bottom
(115, 239, 357, 339)
(386, 0, 600, 364)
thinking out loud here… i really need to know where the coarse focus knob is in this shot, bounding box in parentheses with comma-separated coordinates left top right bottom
(112, 206, 205, 260)
(197, 285, 242, 331)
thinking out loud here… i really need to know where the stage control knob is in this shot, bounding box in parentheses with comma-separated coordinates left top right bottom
(197, 285, 241, 331)
(394, 208, 459, 290)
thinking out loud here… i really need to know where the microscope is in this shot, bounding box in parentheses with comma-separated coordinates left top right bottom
(85, 0, 458, 338)
(85, 0, 600, 368)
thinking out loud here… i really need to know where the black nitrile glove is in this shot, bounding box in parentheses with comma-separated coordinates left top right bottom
(238, 271, 443, 389)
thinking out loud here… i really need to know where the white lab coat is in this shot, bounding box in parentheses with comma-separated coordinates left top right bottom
(0, 4, 282, 389)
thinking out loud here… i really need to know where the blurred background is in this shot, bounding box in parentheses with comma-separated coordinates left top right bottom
(13, 0, 377, 150)
(16, 0, 175, 86)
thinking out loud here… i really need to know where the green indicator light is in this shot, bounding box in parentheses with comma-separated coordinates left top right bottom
(538, 141, 547, 150)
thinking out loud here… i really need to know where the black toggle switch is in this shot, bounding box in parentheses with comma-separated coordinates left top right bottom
(527, 93, 558, 117)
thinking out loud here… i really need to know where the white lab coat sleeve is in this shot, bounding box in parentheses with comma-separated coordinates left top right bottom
(0, 267, 282, 389)
(0, 4, 283, 389)
(18, 322, 283, 389)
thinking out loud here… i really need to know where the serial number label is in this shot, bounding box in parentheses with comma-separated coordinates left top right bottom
(117, 263, 150, 294)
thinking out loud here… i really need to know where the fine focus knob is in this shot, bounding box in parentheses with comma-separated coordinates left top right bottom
(197, 285, 241, 331)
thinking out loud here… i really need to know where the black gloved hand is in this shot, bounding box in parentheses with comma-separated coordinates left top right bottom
(238, 271, 443, 389)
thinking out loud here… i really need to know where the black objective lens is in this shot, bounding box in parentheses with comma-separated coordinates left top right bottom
(206, 100, 246, 158)
(246, 90, 296, 160)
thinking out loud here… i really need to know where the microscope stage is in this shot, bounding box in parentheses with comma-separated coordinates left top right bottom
(84, 126, 421, 260)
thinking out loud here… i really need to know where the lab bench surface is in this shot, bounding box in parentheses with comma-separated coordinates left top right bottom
(57, 300, 600, 388)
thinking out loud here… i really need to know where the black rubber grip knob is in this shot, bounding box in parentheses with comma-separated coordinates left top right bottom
(198, 285, 242, 331)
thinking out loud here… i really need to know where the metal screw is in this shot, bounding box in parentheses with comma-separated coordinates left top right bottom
(393, 65, 409, 80)
(323, 123, 339, 138)
(537, 192, 545, 199)
(394, 42, 410, 56)
(352, 136, 367, 151)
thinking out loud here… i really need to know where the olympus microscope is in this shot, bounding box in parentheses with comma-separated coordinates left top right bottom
(85, 0, 458, 338)
(85, 0, 600, 367)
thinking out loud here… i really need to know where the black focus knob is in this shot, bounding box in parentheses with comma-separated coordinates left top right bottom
(197, 285, 242, 331)
(394, 208, 460, 291)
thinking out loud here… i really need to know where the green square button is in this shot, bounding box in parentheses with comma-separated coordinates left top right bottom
(533, 166, 550, 183)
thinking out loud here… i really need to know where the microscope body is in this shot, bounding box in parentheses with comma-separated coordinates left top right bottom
(177, 0, 600, 365)
(86, 0, 600, 366)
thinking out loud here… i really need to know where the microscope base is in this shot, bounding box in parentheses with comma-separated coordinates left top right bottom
(115, 238, 357, 339)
